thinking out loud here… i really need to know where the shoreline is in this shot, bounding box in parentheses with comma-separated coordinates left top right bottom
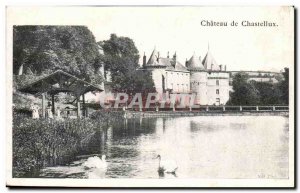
(125, 111, 289, 118)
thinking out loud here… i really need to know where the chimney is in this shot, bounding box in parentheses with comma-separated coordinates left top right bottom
(219, 65, 222, 71)
(224, 65, 227, 71)
(143, 52, 146, 67)
(157, 52, 160, 62)
(167, 51, 170, 58)
(173, 52, 177, 63)
(185, 58, 188, 66)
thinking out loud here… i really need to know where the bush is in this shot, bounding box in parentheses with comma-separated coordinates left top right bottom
(89, 110, 124, 122)
(13, 116, 98, 177)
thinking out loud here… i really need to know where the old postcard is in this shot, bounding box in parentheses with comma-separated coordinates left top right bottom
(6, 6, 294, 188)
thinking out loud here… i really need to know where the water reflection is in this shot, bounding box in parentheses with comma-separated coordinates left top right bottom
(39, 116, 289, 179)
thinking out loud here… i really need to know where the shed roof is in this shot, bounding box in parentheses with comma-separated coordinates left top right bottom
(19, 70, 103, 96)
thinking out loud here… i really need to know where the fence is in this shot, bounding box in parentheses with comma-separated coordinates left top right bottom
(110, 105, 289, 112)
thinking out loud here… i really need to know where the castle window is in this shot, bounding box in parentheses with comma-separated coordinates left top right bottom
(216, 89, 219, 94)
(216, 80, 219, 85)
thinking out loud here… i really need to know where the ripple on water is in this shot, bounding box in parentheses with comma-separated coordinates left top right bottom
(38, 116, 289, 179)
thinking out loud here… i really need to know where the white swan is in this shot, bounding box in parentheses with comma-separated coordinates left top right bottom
(83, 155, 107, 169)
(156, 154, 178, 174)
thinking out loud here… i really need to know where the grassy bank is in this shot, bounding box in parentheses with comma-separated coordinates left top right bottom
(12, 111, 124, 177)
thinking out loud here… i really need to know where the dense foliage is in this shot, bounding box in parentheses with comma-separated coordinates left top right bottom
(13, 111, 125, 177)
(13, 117, 94, 177)
(13, 26, 103, 85)
(227, 73, 259, 105)
(227, 68, 289, 105)
(278, 68, 289, 104)
(99, 34, 155, 94)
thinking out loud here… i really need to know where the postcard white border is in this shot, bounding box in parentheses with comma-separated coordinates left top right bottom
(5, 6, 295, 188)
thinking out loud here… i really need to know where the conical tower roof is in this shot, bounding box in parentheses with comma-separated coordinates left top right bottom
(202, 49, 219, 71)
(147, 48, 159, 65)
(187, 53, 205, 70)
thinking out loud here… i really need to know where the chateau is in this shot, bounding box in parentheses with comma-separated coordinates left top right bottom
(140, 48, 230, 106)
(100, 47, 282, 106)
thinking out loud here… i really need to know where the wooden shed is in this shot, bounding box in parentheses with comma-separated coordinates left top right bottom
(19, 70, 103, 118)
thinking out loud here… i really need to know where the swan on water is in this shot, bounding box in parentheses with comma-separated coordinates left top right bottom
(156, 154, 178, 174)
(83, 155, 107, 169)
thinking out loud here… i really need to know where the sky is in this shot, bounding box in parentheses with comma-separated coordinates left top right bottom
(7, 6, 294, 71)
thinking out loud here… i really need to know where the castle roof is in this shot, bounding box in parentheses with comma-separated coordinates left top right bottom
(145, 49, 188, 72)
(158, 58, 172, 66)
(202, 49, 220, 71)
(167, 61, 188, 72)
(146, 48, 168, 66)
(146, 48, 158, 65)
(187, 53, 205, 70)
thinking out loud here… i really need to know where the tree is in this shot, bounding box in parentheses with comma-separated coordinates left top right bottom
(227, 73, 259, 105)
(278, 67, 289, 104)
(99, 34, 155, 94)
(13, 26, 103, 85)
(228, 69, 289, 106)
(253, 82, 282, 105)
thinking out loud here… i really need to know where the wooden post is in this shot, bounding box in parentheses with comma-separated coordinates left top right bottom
(223, 106, 225, 112)
(85, 96, 88, 117)
(256, 106, 259, 111)
(240, 106, 242, 111)
(273, 106, 275, 111)
(206, 106, 209, 112)
(51, 94, 55, 115)
(42, 93, 46, 118)
(77, 97, 81, 118)
(82, 94, 86, 117)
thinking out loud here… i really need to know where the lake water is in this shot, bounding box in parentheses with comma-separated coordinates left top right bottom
(38, 116, 289, 179)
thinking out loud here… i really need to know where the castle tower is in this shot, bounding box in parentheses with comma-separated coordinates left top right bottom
(187, 53, 208, 105)
(202, 48, 220, 71)
(144, 48, 168, 93)
(201, 48, 230, 105)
